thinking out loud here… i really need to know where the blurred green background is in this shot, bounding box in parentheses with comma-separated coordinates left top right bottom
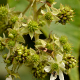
(0, 0, 80, 80)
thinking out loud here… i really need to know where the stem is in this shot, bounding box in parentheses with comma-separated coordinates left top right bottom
(22, 2, 32, 15)
(36, 4, 45, 16)
(35, 34, 39, 42)
(33, 1, 37, 21)
(6, 48, 12, 60)
(12, 77, 14, 80)
(33, 1, 39, 42)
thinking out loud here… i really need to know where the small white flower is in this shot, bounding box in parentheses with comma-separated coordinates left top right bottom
(6, 75, 12, 80)
(44, 54, 65, 80)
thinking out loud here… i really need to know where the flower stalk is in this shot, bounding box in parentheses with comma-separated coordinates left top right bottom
(22, 2, 32, 15)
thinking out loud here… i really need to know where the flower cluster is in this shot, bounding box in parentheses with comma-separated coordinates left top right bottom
(57, 4, 74, 25)
(0, 1, 76, 80)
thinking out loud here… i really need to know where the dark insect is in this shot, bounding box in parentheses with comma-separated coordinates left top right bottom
(52, 71, 57, 77)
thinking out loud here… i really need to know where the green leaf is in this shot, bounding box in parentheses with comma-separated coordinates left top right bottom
(12, 72, 20, 79)
(30, 48, 36, 55)
(17, 35, 25, 43)
(8, 0, 28, 12)
(5, 67, 12, 74)
(19, 27, 28, 35)
(35, 29, 42, 34)
(12, 58, 18, 71)
(29, 32, 34, 40)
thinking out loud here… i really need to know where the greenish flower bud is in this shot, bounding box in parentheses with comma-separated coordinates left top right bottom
(9, 29, 17, 38)
(2, 54, 7, 59)
(31, 54, 39, 62)
(64, 54, 77, 69)
(20, 45, 25, 50)
(19, 57, 22, 61)
(4, 60, 11, 64)
(46, 0, 54, 4)
(8, 33, 14, 39)
(71, 58, 75, 62)
(18, 51, 23, 55)
(32, 63, 47, 79)
(23, 52, 27, 56)
(46, 43, 54, 50)
(69, 64, 72, 68)
(63, 42, 71, 52)
(8, 40, 15, 47)
(10, 15, 18, 23)
(72, 62, 76, 68)
(59, 36, 67, 44)
(51, 63, 58, 71)
(66, 54, 71, 57)
(28, 21, 38, 32)
(45, 12, 53, 21)
(15, 57, 19, 60)
(17, 49, 23, 55)
(0, 6, 8, 19)
(0, 41, 5, 51)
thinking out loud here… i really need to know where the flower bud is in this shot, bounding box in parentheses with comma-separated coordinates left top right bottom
(4, 60, 11, 64)
(10, 15, 18, 23)
(45, 12, 53, 21)
(0, 6, 8, 19)
(31, 54, 39, 63)
(63, 42, 71, 53)
(28, 21, 38, 32)
(8, 29, 17, 39)
(8, 33, 14, 39)
(23, 52, 27, 56)
(20, 45, 25, 50)
(46, 43, 54, 50)
(72, 62, 76, 68)
(2, 54, 7, 59)
(64, 54, 77, 69)
(59, 36, 67, 44)
(57, 4, 74, 25)
(17, 49, 23, 55)
(32, 63, 47, 78)
(0, 41, 5, 51)
(18, 51, 23, 55)
(8, 40, 15, 48)
(69, 64, 72, 68)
